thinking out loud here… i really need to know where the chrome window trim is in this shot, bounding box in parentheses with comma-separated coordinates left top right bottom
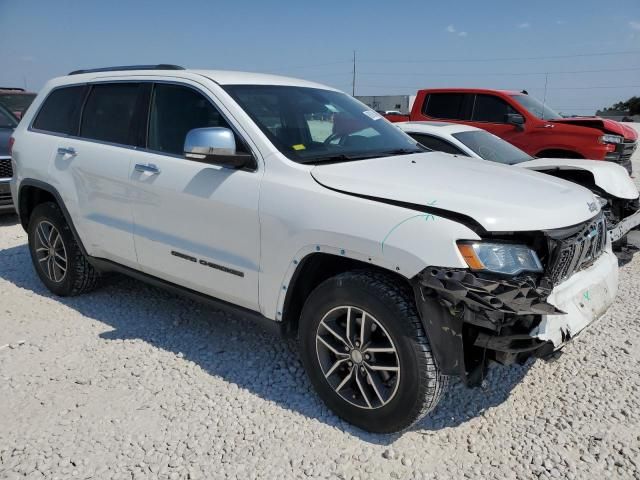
(27, 78, 260, 172)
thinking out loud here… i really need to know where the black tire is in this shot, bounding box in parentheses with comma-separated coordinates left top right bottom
(27, 202, 99, 296)
(298, 270, 447, 433)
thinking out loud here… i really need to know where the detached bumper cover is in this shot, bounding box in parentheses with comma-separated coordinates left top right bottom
(609, 208, 640, 243)
(531, 250, 618, 347)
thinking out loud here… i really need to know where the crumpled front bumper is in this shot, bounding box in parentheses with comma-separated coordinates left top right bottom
(531, 248, 618, 347)
(412, 247, 619, 385)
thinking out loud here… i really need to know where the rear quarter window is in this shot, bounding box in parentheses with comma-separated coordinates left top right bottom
(32, 86, 87, 135)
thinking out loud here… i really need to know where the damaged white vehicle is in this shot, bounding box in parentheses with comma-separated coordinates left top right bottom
(398, 121, 640, 246)
(11, 66, 618, 433)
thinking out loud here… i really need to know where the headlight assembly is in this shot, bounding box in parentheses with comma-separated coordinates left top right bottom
(457, 241, 543, 275)
(599, 134, 623, 144)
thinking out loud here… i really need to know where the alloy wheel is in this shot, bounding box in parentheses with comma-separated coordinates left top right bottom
(34, 220, 68, 283)
(315, 306, 400, 409)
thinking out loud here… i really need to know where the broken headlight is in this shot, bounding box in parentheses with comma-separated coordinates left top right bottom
(457, 241, 543, 276)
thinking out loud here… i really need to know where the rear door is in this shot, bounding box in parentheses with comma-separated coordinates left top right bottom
(128, 81, 262, 310)
(421, 92, 473, 124)
(33, 83, 143, 266)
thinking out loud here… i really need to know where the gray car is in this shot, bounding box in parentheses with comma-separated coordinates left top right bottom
(0, 103, 17, 213)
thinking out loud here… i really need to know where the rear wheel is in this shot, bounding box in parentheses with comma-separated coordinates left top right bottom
(298, 270, 447, 433)
(27, 202, 99, 296)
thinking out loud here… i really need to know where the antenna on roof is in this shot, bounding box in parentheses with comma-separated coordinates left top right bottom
(521, 89, 528, 95)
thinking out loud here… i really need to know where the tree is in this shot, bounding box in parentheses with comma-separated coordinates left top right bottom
(598, 96, 640, 115)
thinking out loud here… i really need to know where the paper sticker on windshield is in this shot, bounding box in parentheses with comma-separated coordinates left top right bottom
(363, 110, 383, 120)
(292, 144, 306, 151)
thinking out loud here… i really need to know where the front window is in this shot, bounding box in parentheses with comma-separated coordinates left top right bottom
(510, 94, 562, 120)
(452, 130, 533, 164)
(223, 85, 423, 163)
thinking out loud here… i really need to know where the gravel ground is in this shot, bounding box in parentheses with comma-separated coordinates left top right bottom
(1, 166, 640, 479)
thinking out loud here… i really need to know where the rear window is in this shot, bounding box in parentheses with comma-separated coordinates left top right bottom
(409, 133, 465, 155)
(80, 83, 140, 145)
(423, 93, 472, 120)
(0, 93, 36, 113)
(32, 86, 86, 135)
(0, 104, 18, 128)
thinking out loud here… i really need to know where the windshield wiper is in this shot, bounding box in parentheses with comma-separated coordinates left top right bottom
(298, 153, 383, 164)
(378, 148, 425, 156)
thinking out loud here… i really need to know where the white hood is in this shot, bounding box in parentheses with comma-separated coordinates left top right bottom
(516, 158, 639, 200)
(311, 152, 600, 232)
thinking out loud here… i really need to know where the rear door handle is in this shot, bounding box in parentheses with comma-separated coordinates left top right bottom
(134, 163, 161, 174)
(57, 147, 77, 156)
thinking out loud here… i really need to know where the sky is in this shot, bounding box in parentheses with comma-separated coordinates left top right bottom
(1, 0, 639, 116)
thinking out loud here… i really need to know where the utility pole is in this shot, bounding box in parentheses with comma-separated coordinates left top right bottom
(352, 50, 356, 96)
(541, 72, 549, 120)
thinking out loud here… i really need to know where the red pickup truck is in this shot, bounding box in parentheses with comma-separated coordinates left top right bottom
(385, 88, 638, 174)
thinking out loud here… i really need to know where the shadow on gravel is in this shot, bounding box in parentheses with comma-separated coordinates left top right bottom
(0, 213, 19, 227)
(0, 242, 530, 444)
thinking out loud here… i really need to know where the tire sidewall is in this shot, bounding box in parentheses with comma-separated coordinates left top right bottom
(299, 274, 426, 432)
(27, 203, 78, 296)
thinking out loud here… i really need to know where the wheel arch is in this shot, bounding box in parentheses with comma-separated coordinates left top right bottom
(280, 251, 412, 338)
(17, 179, 89, 257)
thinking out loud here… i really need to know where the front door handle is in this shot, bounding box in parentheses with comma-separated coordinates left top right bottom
(134, 163, 161, 174)
(57, 147, 77, 156)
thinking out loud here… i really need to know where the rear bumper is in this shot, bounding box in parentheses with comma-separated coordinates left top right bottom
(0, 180, 15, 212)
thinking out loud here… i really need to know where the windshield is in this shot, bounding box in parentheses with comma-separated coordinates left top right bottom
(0, 104, 18, 128)
(510, 94, 561, 120)
(452, 130, 533, 165)
(223, 85, 423, 163)
(0, 93, 36, 114)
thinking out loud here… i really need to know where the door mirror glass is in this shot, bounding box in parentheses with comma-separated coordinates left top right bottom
(184, 127, 252, 169)
(506, 113, 525, 127)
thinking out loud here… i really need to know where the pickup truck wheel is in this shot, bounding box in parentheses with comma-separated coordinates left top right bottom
(298, 270, 447, 433)
(27, 202, 99, 296)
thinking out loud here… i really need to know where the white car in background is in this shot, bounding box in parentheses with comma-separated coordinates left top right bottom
(397, 121, 640, 246)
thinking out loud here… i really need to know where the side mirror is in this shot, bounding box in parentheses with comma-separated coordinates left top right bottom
(184, 127, 253, 169)
(506, 113, 525, 129)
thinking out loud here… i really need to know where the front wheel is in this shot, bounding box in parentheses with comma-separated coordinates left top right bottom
(298, 270, 447, 433)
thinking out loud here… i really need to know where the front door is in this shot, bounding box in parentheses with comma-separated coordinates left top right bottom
(467, 94, 527, 150)
(129, 82, 262, 311)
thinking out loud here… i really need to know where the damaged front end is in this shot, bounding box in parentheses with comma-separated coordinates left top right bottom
(412, 211, 610, 386)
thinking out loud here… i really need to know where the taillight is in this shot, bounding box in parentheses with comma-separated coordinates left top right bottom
(8, 136, 15, 155)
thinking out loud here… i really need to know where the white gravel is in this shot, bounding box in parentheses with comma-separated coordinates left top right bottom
(1, 161, 639, 479)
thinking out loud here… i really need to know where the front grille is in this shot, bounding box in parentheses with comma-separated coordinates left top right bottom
(606, 140, 637, 174)
(0, 158, 12, 178)
(0, 191, 12, 205)
(621, 140, 637, 161)
(545, 212, 607, 285)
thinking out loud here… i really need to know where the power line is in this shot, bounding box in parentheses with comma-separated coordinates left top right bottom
(356, 50, 640, 64)
(355, 83, 639, 90)
(354, 67, 640, 77)
(281, 50, 640, 70)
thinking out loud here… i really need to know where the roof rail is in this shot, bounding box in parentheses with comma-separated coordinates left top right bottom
(68, 64, 185, 75)
(0, 87, 26, 91)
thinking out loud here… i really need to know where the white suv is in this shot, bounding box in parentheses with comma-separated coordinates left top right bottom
(10, 65, 619, 433)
